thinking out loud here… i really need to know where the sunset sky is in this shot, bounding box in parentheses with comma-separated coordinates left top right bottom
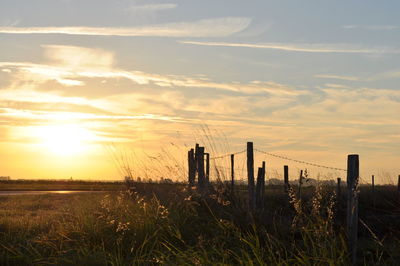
(1, 1, 399, 183)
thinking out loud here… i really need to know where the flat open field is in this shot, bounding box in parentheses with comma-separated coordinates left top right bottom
(0, 182, 399, 265)
(0, 180, 125, 191)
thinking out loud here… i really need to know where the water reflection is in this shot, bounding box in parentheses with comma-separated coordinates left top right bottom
(0, 191, 107, 196)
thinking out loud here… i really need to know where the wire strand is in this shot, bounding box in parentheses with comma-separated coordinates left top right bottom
(210, 149, 246, 160)
(209, 148, 347, 172)
(254, 148, 347, 172)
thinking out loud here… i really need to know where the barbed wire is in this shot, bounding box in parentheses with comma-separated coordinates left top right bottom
(208, 147, 347, 172)
(210, 149, 246, 160)
(255, 148, 347, 172)
(210, 165, 370, 184)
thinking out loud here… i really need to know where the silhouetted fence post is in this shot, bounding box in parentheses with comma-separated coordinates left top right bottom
(194, 143, 199, 177)
(336, 177, 342, 227)
(255, 162, 266, 209)
(231, 154, 235, 190)
(256, 167, 263, 208)
(247, 142, 255, 212)
(298, 170, 303, 198)
(346, 154, 359, 265)
(197, 146, 205, 191)
(371, 175, 375, 207)
(188, 149, 195, 186)
(205, 153, 210, 184)
(397, 175, 400, 197)
(337, 177, 341, 201)
(261, 161, 265, 206)
(284, 165, 289, 192)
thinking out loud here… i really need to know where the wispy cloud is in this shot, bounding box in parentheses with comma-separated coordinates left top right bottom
(0, 45, 310, 142)
(343, 25, 400, 30)
(2, 45, 400, 149)
(0, 17, 251, 37)
(43, 45, 114, 68)
(0, 45, 299, 95)
(0, 107, 182, 123)
(0, 89, 98, 108)
(2, 65, 400, 172)
(321, 83, 353, 89)
(180, 41, 400, 54)
(129, 3, 177, 12)
(314, 74, 360, 81)
(1, 60, 302, 96)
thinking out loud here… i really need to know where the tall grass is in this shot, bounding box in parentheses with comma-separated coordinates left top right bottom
(1, 132, 399, 265)
(1, 182, 399, 265)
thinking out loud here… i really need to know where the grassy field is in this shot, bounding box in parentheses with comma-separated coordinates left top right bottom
(0, 180, 125, 191)
(0, 182, 399, 265)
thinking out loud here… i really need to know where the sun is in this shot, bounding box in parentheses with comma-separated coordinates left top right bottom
(34, 124, 95, 156)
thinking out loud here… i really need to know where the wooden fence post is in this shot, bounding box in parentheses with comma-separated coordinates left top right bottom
(298, 170, 303, 198)
(255, 162, 266, 209)
(256, 167, 263, 208)
(337, 177, 342, 220)
(188, 149, 195, 186)
(284, 165, 289, 192)
(261, 161, 266, 205)
(371, 175, 375, 207)
(205, 153, 210, 184)
(397, 175, 400, 197)
(247, 142, 255, 212)
(337, 177, 341, 200)
(197, 147, 205, 190)
(347, 154, 359, 265)
(188, 149, 191, 184)
(194, 144, 199, 179)
(371, 175, 375, 192)
(231, 154, 235, 190)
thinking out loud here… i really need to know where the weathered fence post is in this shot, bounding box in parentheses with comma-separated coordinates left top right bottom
(298, 170, 303, 198)
(188, 149, 195, 186)
(247, 142, 255, 212)
(261, 161, 266, 204)
(194, 144, 199, 176)
(336, 177, 342, 226)
(284, 165, 289, 192)
(188, 149, 192, 184)
(205, 153, 210, 184)
(371, 175, 375, 192)
(255, 162, 266, 209)
(346, 154, 359, 265)
(397, 175, 400, 197)
(337, 177, 341, 201)
(371, 175, 375, 207)
(256, 167, 263, 208)
(197, 147, 205, 190)
(231, 154, 235, 190)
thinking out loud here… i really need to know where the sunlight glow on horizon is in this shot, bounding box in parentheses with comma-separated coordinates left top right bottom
(29, 124, 96, 156)
(0, 0, 399, 182)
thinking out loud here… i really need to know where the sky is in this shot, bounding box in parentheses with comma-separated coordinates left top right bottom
(0, 0, 399, 183)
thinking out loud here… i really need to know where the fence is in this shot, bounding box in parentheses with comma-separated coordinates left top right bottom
(186, 141, 400, 265)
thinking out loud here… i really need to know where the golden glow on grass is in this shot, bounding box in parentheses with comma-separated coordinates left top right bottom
(32, 124, 95, 156)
